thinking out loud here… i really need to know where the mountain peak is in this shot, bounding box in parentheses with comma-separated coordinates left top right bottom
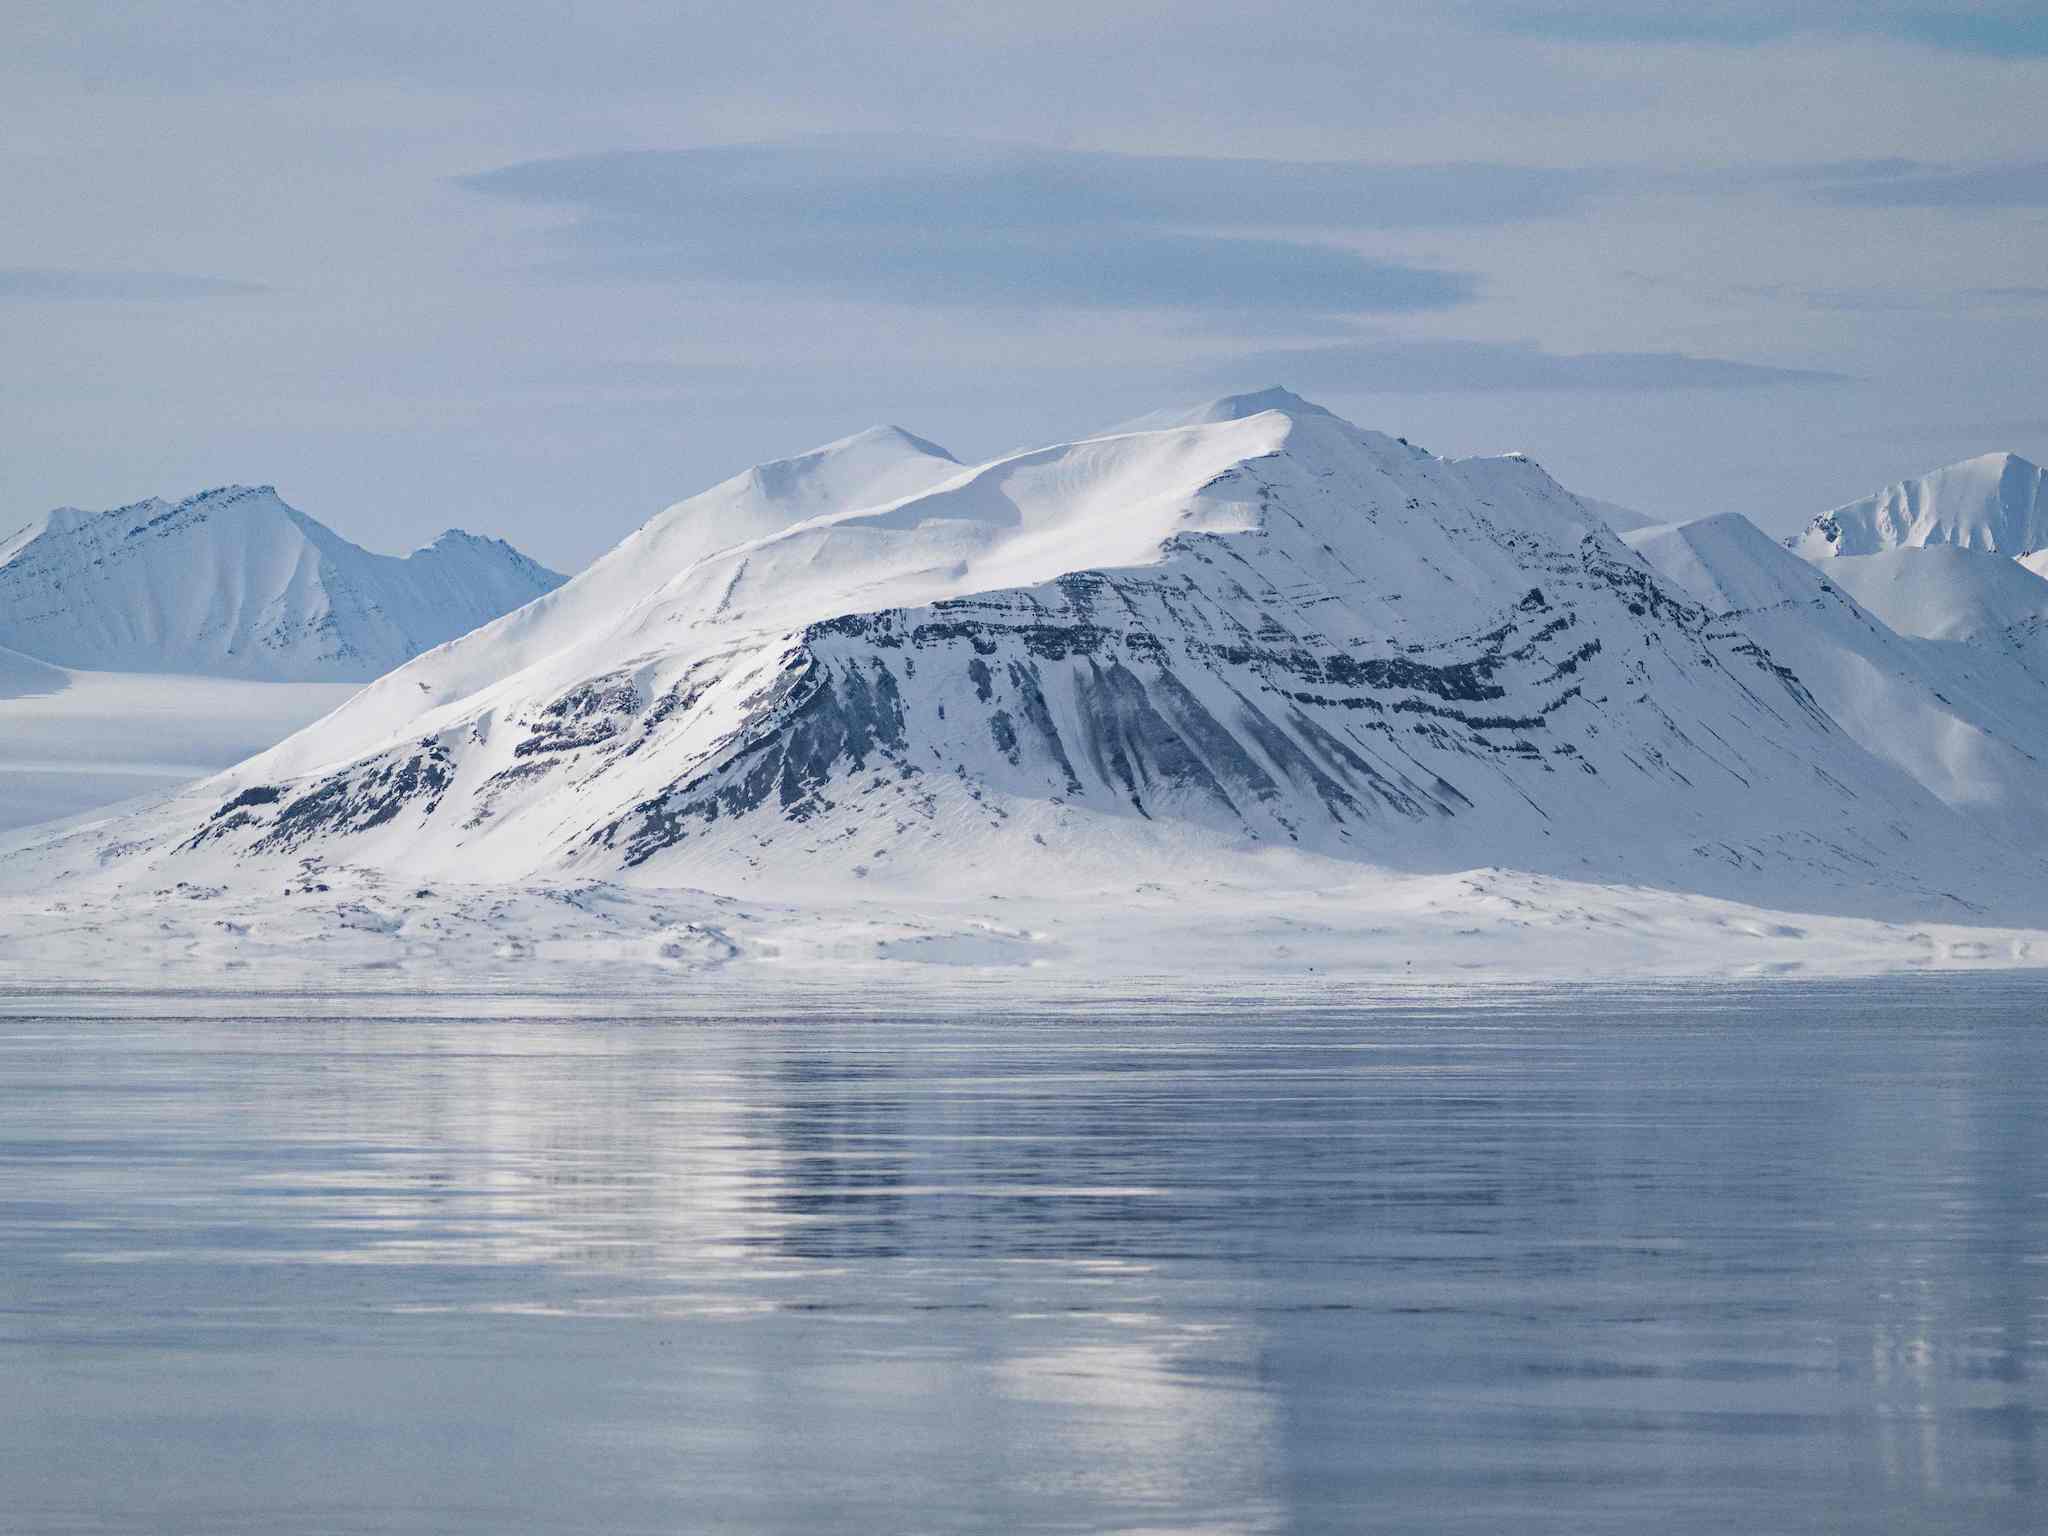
(0, 486, 564, 679)
(1793, 450, 2048, 558)
(844, 424, 960, 463)
(1112, 386, 1345, 437)
(173, 484, 281, 510)
(1193, 386, 1337, 423)
(1957, 449, 2038, 474)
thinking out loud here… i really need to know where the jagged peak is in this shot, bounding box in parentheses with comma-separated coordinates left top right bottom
(418, 527, 508, 556)
(161, 484, 283, 513)
(13, 485, 289, 546)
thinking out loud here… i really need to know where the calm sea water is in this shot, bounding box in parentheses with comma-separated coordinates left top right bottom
(2, 981, 2045, 1534)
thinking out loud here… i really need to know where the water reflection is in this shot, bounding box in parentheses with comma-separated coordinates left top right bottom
(1, 984, 2044, 1532)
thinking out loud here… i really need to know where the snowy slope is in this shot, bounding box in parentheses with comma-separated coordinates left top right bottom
(0, 643, 67, 700)
(1626, 516, 2048, 841)
(1578, 496, 1660, 534)
(1815, 545, 2048, 642)
(1792, 452, 2048, 558)
(0, 485, 565, 680)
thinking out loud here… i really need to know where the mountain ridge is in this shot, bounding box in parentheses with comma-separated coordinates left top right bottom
(18, 393, 2035, 921)
(1792, 451, 2048, 559)
(9, 392, 2048, 986)
(0, 484, 565, 681)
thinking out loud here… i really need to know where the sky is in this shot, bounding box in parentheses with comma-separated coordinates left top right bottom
(5, 1, 2047, 570)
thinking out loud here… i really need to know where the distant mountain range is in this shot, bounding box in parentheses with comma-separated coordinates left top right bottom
(0, 484, 563, 681)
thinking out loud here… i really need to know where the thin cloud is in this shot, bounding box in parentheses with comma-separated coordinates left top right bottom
(1813, 160, 2048, 208)
(456, 140, 1614, 314)
(1476, 1, 2048, 56)
(0, 268, 267, 300)
(1203, 337, 1848, 393)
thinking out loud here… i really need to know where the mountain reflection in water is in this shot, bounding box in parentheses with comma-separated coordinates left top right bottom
(2, 981, 2043, 1533)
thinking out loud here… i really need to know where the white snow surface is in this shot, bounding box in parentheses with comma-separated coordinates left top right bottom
(0, 643, 67, 699)
(1577, 496, 1660, 534)
(1791, 451, 2048, 558)
(1815, 545, 2048, 642)
(0, 485, 564, 680)
(0, 664, 357, 834)
(8, 393, 2048, 988)
(1626, 515, 2048, 839)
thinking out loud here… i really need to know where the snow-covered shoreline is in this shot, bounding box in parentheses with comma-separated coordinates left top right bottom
(4, 859, 2040, 994)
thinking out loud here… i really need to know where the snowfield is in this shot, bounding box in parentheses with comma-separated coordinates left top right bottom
(0, 655, 357, 834)
(3, 856, 2039, 994)
(6, 392, 2048, 988)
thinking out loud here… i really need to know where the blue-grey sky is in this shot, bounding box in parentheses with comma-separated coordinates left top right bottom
(5, 1, 2045, 567)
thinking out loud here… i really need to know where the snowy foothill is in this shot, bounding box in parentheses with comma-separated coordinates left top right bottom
(6, 393, 2048, 987)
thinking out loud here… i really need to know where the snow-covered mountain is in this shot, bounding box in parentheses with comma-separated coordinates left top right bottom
(1791, 451, 2048, 559)
(10, 391, 2048, 983)
(1626, 516, 2048, 842)
(14, 389, 2042, 910)
(1813, 545, 2048, 643)
(1812, 546, 2048, 692)
(1782, 454, 2048, 691)
(0, 485, 565, 680)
